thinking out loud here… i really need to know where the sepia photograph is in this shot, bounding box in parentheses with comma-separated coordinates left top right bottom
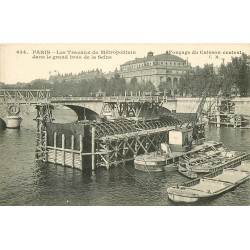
(0, 44, 249, 206)
(1, 1, 250, 249)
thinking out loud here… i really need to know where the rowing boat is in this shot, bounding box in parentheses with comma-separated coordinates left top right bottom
(178, 165, 198, 179)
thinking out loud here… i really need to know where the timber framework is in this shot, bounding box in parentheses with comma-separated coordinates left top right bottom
(35, 98, 196, 171)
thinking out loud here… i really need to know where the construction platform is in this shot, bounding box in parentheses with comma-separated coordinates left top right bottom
(35, 100, 198, 171)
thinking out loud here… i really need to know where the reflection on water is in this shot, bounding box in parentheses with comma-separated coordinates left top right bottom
(0, 109, 249, 205)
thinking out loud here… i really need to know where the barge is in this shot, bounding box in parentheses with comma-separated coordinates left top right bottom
(167, 159, 250, 203)
(134, 152, 167, 172)
(133, 116, 247, 175)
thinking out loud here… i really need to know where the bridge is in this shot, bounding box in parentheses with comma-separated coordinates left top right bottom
(0, 89, 51, 104)
(50, 95, 177, 119)
(5, 88, 249, 122)
(0, 88, 179, 120)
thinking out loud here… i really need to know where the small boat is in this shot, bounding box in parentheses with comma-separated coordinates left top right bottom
(134, 140, 249, 173)
(187, 162, 213, 173)
(167, 160, 250, 203)
(187, 150, 245, 173)
(134, 126, 198, 172)
(134, 152, 166, 172)
(178, 164, 198, 179)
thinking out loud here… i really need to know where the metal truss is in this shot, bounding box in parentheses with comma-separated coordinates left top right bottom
(0, 89, 51, 104)
(100, 99, 163, 119)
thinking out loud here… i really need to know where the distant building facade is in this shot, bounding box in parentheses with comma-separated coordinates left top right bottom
(49, 69, 104, 83)
(47, 52, 193, 93)
(119, 51, 192, 90)
(104, 68, 119, 80)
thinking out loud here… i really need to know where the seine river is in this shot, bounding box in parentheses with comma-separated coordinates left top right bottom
(0, 109, 249, 206)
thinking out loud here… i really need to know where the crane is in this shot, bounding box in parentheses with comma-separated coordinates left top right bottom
(190, 81, 213, 128)
(183, 80, 214, 144)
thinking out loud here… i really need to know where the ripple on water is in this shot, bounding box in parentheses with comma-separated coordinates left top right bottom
(0, 113, 249, 205)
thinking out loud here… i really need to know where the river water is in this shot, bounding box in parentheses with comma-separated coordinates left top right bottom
(0, 109, 249, 206)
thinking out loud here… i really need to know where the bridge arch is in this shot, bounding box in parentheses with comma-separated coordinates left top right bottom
(65, 105, 99, 121)
(159, 106, 171, 114)
(64, 104, 172, 120)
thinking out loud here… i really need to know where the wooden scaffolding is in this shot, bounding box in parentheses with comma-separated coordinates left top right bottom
(35, 101, 197, 171)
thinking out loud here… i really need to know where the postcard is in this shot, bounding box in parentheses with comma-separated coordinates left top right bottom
(0, 44, 249, 206)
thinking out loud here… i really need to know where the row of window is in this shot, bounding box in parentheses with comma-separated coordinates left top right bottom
(125, 76, 180, 84)
(120, 70, 186, 77)
(121, 61, 187, 70)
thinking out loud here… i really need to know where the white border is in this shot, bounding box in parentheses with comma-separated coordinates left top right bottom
(0, 1, 249, 250)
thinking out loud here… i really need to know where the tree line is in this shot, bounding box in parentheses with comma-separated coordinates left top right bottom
(1, 54, 249, 97)
(0, 73, 156, 97)
(177, 53, 250, 97)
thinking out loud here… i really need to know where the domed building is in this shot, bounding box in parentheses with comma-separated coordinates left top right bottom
(119, 51, 192, 92)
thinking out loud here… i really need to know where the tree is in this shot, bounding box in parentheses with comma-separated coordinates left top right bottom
(140, 80, 156, 93)
(179, 73, 192, 96)
(106, 76, 126, 95)
(0, 82, 5, 89)
(200, 64, 219, 97)
(130, 76, 137, 85)
(158, 81, 169, 92)
(229, 54, 249, 96)
(179, 64, 219, 97)
(126, 77, 140, 93)
(217, 54, 250, 97)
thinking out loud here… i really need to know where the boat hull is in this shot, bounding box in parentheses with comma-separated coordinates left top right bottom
(167, 163, 250, 203)
(178, 165, 198, 179)
(189, 168, 211, 173)
(168, 193, 199, 203)
(164, 164, 178, 172)
(134, 152, 166, 172)
(134, 162, 165, 172)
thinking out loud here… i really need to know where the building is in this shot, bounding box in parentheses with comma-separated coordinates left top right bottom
(49, 69, 104, 83)
(119, 51, 192, 90)
(104, 68, 119, 80)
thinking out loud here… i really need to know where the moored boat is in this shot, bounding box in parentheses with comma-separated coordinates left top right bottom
(134, 127, 199, 172)
(187, 150, 248, 173)
(134, 80, 249, 175)
(134, 152, 166, 172)
(167, 159, 250, 203)
(178, 164, 198, 179)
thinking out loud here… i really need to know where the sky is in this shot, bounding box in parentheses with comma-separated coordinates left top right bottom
(0, 44, 249, 84)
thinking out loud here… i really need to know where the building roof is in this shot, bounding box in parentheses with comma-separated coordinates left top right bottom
(121, 52, 185, 66)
